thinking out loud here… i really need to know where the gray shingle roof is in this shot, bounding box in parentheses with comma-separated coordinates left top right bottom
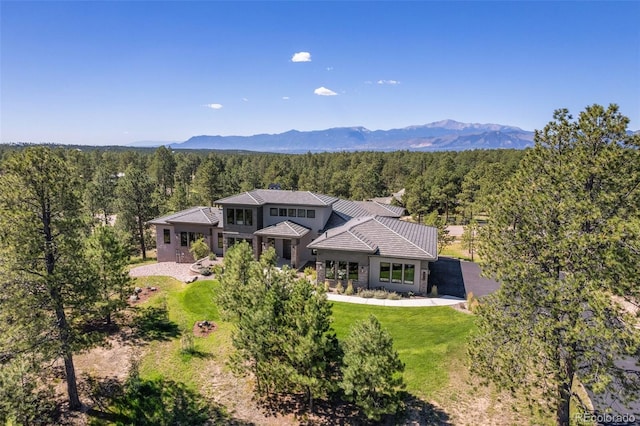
(215, 189, 338, 206)
(309, 216, 437, 260)
(332, 199, 405, 221)
(254, 221, 310, 238)
(147, 207, 222, 226)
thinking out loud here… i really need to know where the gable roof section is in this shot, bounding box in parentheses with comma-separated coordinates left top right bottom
(309, 216, 437, 260)
(148, 206, 222, 226)
(254, 221, 310, 238)
(215, 189, 338, 207)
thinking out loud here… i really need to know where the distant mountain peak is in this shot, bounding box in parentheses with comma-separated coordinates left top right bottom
(169, 119, 534, 152)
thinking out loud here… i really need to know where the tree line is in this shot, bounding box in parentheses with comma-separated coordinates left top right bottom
(0, 145, 524, 258)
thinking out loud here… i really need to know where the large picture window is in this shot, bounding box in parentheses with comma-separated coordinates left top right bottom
(163, 229, 171, 244)
(404, 264, 415, 284)
(380, 262, 390, 282)
(348, 262, 359, 280)
(180, 232, 188, 247)
(337, 261, 347, 280)
(288, 208, 297, 217)
(297, 209, 306, 218)
(270, 207, 278, 216)
(217, 234, 223, 249)
(380, 262, 417, 285)
(325, 260, 336, 279)
(306, 209, 315, 218)
(392, 263, 403, 283)
(227, 208, 253, 226)
(325, 260, 359, 282)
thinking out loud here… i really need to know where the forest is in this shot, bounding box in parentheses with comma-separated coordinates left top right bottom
(0, 144, 523, 257)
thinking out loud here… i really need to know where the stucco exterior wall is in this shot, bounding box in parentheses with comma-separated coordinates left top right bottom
(155, 224, 223, 263)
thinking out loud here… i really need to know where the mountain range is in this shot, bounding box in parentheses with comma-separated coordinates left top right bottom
(131, 120, 536, 152)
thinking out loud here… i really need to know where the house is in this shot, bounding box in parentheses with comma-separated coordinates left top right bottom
(148, 206, 224, 263)
(149, 189, 437, 294)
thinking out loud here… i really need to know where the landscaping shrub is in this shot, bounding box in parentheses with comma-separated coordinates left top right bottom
(387, 292, 401, 300)
(336, 281, 345, 294)
(430, 284, 438, 297)
(358, 289, 375, 299)
(304, 266, 314, 277)
(208, 253, 217, 261)
(324, 280, 330, 293)
(373, 289, 388, 299)
(189, 238, 210, 261)
(345, 280, 354, 295)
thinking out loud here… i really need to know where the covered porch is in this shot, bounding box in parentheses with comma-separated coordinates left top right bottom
(254, 220, 312, 270)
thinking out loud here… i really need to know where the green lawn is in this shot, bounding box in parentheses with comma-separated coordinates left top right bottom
(131, 277, 233, 387)
(331, 302, 476, 398)
(131, 277, 475, 401)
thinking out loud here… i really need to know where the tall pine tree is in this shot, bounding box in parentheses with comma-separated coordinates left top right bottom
(469, 105, 640, 425)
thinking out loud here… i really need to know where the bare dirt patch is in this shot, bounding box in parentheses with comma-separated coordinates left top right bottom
(128, 286, 161, 305)
(193, 320, 218, 337)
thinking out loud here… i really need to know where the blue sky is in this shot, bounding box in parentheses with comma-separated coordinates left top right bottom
(1, 1, 639, 145)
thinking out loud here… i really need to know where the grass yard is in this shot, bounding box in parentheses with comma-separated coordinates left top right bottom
(331, 302, 476, 398)
(130, 276, 234, 388)
(120, 276, 533, 424)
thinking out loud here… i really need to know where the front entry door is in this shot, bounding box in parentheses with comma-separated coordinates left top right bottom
(282, 239, 291, 259)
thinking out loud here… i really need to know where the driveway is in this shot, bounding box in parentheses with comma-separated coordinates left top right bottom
(429, 257, 500, 299)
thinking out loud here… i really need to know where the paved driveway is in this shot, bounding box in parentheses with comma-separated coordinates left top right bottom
(429, 257, 499, 299)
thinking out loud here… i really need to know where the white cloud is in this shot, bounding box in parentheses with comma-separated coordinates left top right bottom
(326, 66, 334, 71)
(314, 87, 337, 96)
(377, 79, 400, 85)
(291, 51, 311, 62)
(204, 103, 223, 109)
(242, 98, 249, 102)
(282, 96, 290, 100)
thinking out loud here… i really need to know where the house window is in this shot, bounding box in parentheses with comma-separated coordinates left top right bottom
(180, 232, 188, 247)
(279, 208, 287, 216)
(163, 229, 171, 244)
(325, 260, 359, 282)
(348, 262, 359, 281)
(226, 209, 235, 225)
(404, 264, 415, 284)
(245, 209, 253, 226)
(337, 261, 347, 280)
(325, 260, 336, 279)
(236, 209, 244, 225)
(270, 207, 278, 216)
(380, 262, 390, 282)
(297, 209, 306, 218)
(288, 208, 297, 217)
(188, 232, 203, 244)
(306, 209, 315, 218)
(217, 234, 223, 249)
(391, 263, 403, 283)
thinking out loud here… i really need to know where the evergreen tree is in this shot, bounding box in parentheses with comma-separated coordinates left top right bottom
(341, 315, 405, 421)
(0, 147, 97, 410)
(470, 104, 640, 425)
(84, 161, 118, 225)
(116, 163, 157, 259)
(460, 220, 479, 261)
(85, 226, 133, 325)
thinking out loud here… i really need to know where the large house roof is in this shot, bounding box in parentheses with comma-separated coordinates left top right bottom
(147, 206, 222, 226)
(309, 216, 437, 260)
(254, 221, 310, 238)
(215, 189, 338, 207)
(332, 199, 405, 220)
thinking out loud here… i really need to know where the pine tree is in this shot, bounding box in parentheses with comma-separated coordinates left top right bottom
(116, 162, 157, 259)
(85, 226, 133, 325)
(0, 147, 98, 410)
(469, 104, 640, 425)
(341, 315, 405, 421)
